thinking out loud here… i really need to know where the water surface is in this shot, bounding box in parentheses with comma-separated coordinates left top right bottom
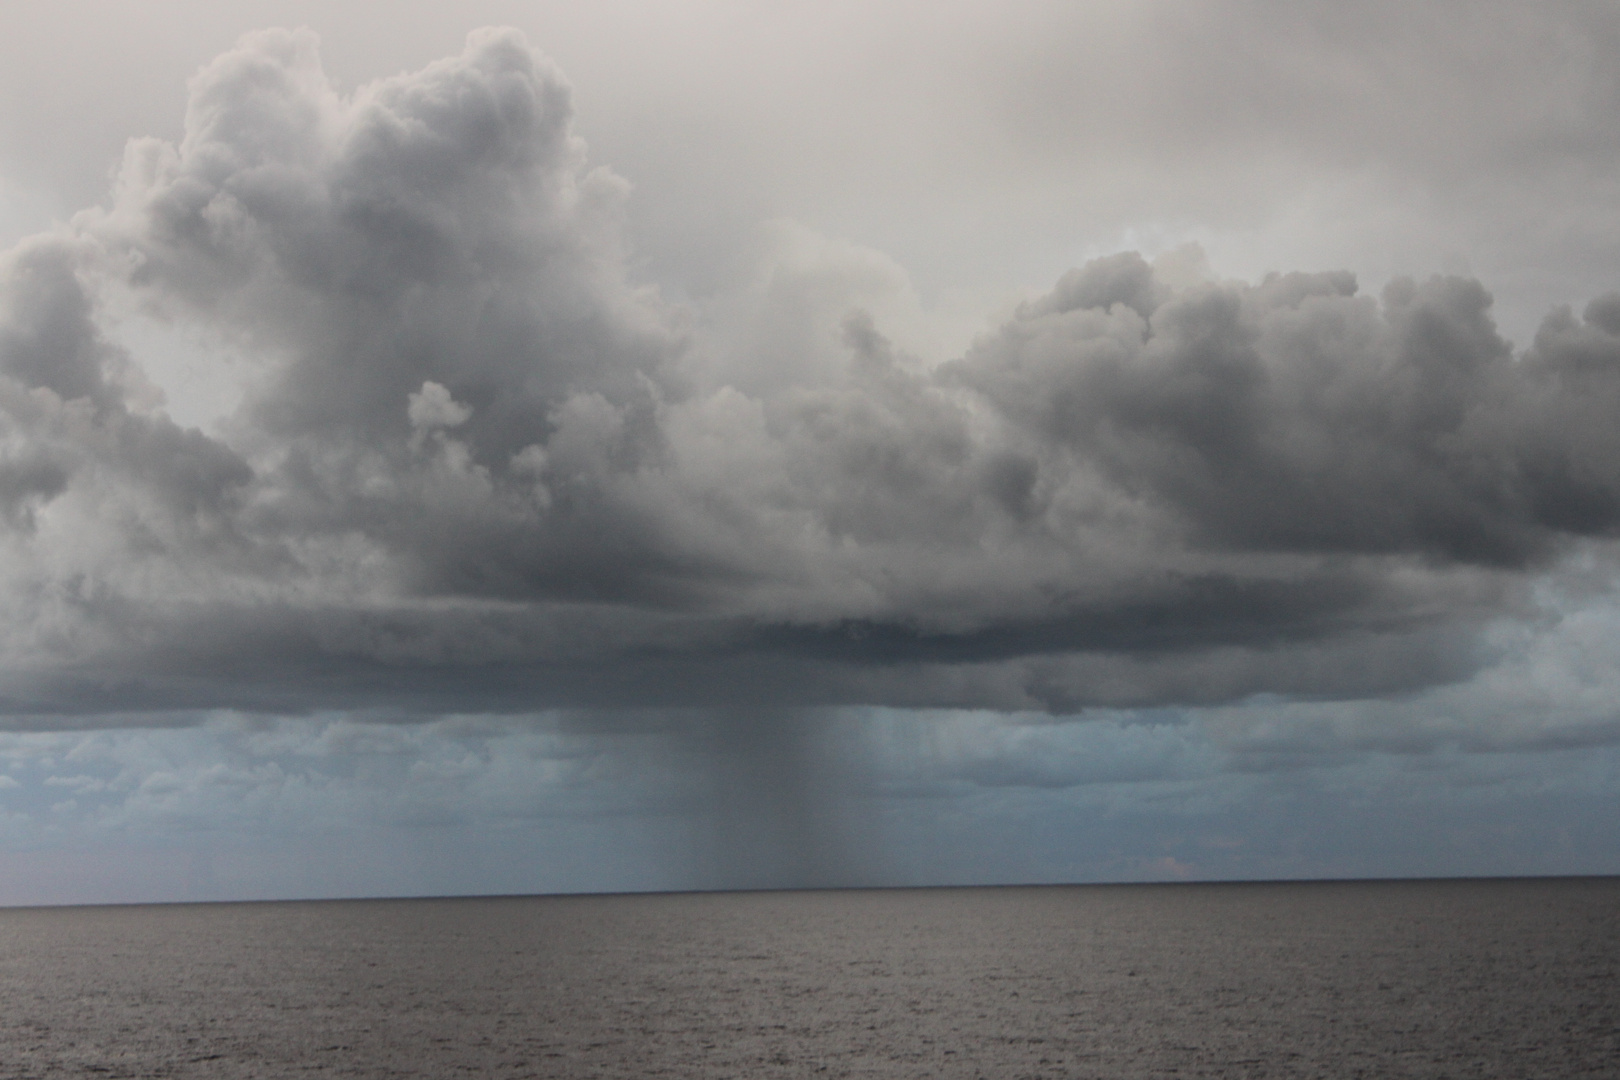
(1, 877, 1615, 1077)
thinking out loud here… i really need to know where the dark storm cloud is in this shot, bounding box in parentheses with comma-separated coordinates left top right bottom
(953, 256, 1620, 567)
(1, 27, 1618, 724)
(0, 235, 255, 556)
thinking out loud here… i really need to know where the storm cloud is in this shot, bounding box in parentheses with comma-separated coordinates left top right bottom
(2, 27, 1620, 724)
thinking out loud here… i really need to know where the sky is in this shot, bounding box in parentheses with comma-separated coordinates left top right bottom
(1, 0, 1619, 905)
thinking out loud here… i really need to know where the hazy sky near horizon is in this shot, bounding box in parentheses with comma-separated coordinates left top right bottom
(2, 1, 1620, 904)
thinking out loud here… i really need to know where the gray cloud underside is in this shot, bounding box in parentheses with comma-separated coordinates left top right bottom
(2, 28, 1619, 722)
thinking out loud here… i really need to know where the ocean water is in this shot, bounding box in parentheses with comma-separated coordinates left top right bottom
(0, 878, 1615, 1078)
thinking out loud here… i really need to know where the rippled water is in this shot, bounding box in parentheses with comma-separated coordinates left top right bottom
(1, 878, 1615, 1078)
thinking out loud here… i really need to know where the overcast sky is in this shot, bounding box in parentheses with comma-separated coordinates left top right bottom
(1, 1, 1619, 905)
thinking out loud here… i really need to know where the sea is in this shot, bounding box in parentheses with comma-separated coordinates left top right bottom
(0, 877, 1615, 1078)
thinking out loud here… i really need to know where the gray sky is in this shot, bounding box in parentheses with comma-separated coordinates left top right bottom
(1, 1, 1619, 904)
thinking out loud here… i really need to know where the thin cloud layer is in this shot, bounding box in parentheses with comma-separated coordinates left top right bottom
(2, 28, 1620, 723)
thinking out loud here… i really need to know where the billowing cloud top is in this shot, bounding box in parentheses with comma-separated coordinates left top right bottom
(3, 28, 1620, 723)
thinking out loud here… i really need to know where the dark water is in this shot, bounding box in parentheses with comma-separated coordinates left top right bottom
(0, 878, 1615, 1078)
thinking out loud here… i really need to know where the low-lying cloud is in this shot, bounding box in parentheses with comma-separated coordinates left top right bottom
(2, 27, 1620, 725)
